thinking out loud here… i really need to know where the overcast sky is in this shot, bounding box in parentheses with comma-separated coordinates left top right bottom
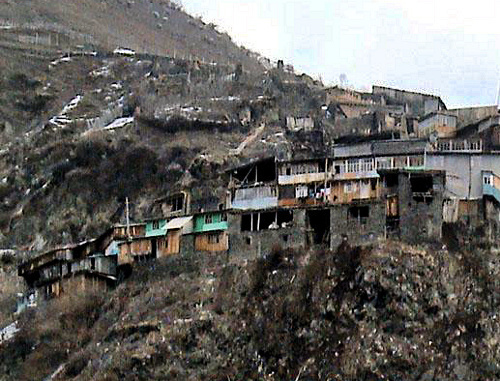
(183, 0, 500, 108)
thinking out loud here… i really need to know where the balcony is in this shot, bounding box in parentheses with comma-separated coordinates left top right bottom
(483, 171, 500, 204)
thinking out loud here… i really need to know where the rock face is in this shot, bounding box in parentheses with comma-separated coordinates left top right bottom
(2, 241, 500, 380)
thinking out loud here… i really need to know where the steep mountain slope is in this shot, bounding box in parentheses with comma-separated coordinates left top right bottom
(0, 0, 264, 72)
(0, 1, 324, 251)
(0, 0, 267, 136)
(2, 240, 500, 380)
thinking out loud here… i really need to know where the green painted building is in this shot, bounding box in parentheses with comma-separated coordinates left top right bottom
(193, 212, 228, 233)
(145, 219, 168, 237)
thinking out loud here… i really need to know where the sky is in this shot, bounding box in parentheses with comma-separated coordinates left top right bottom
(183, 0, 500, 108)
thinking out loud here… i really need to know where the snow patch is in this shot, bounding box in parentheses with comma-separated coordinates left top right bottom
(113, 47, 136, 56)
(103, 117, 134, 130)
(50, 56, 72, 67)
(49, 95, 82, 128)
(0, 321, 19, 344)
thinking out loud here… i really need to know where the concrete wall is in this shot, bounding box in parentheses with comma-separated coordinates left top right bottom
(426, 153, 500, 200)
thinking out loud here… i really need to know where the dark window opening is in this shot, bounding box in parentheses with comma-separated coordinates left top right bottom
(349, 206, 370, 224)
(318, 161, 326, 172)
(241, 214, 251, 232)
(233, 158, 276, 184)
(335, 165, 341, 174)
(221, 213, 227, 222)
(152, 220, 160, 230)
(371, 178, 377, 191)
(152, 239, 157, 259)
(410, 175, 433, 193)
(246, 237, 252, 245)
(241, 210, 293, 231)
(259, 212, 276, 230)
(286, 167, 291, 176)
(91, 258, 96, 271)
(170, 194, 184, 212)
(386, 216, 399, 232)
(307, 209, 331, 246)
(277, 210, 294, 227)
(281, 185, 295, 199)
(67, 263, 71, 274)
(282, 234, 289, 243)
(208, 233, 220, 244)
(218, 203, 224, 211)
(385, 173, 398, 187)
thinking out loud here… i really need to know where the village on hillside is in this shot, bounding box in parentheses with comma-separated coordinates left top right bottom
(16, 82, 500, 310)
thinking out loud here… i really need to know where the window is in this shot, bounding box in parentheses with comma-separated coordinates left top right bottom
(164, 238, 169, 248)
(348, 206, 370, 224)
(296, 185, 308, 198)
(208, 233, 220, 244)
(344, 182, 353, 193)
(484, 176, 492, 185)
(170, 194, 184, 212)
(246, 237, 252, 245)
(221, 213, 227, 222)
(152, 220, 160, 230)
(205, 215, 213, 224)
(241, 214, 252, 232)
(286, 167, 291, 176)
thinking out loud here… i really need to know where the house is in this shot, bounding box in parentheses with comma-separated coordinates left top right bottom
(417, 112, 457, 138)
(150, 191, 191, 218)
(192, 211, 229, 252)
(145, 218, 168, 238)
(379, 169, 445, 241)
(158, 216, 193, 256)
(227, 207, 305, 259)
(17, 240, 117, 300)
(286, 116, 315, 132)
(372, 85, 447, 117)
(229, 157, 278, 211)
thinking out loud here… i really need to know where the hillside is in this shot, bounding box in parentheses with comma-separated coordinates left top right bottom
(0, 0, 264, 72)
(0, 0, 324, 251)
(2, 240, 500, 380)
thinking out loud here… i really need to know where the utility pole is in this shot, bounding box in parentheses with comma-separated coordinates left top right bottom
(496, 76, 500, 110)
(126, 197, 131, 238)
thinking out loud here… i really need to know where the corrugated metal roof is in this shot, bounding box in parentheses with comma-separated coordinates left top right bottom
(166, 216, 193, 230)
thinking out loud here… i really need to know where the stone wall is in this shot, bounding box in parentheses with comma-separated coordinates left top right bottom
(227, 209, 307, 261)
(330, 202, 386, 248)
(398, 172, 444, 242)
